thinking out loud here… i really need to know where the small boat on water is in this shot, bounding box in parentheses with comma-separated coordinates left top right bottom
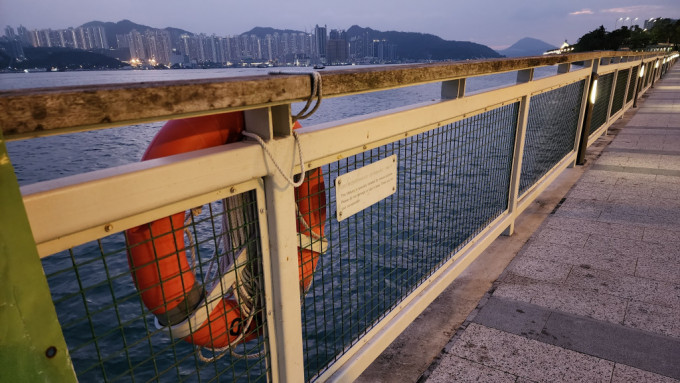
(313, 64, 325, 70)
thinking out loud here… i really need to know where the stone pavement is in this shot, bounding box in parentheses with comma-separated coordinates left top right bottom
(424, 65, 680, 382)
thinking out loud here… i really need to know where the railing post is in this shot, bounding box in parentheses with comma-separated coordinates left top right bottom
(604, 69, 619, 133)
(576, 59, 599, 165)
(503, 68, 533, 236)
(244, 105, 306, 382)
(651, 59, 659, 88)
(441, 78, 466, 100)
(633, 62, 644, 108)
(0, 132, 78, 382)
(622, 65, 633, 109)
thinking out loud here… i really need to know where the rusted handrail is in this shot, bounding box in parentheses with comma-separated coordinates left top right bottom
(0, 51, 666, 139)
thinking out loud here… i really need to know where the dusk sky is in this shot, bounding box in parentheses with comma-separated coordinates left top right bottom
(1, 1, 679, 49)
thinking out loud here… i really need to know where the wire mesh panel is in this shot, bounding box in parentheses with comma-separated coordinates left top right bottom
(610, 69, 629, 116)
(626, 66, 639, 103)
(41, 192, 270, 382)
(519, 80, 585, 196)
(298, 104, 519, 381)
(590, 72, 614, 135)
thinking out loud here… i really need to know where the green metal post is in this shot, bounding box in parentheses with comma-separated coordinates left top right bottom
(0, 131, 77, 382)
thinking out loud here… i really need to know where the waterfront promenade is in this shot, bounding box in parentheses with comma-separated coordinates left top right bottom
(419, 65, 680, 382)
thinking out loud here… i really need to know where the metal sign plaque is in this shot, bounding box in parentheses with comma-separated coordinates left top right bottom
(335, 155, 397, 222)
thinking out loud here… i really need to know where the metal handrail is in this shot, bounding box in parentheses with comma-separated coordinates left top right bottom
(0, 51, 666, 140)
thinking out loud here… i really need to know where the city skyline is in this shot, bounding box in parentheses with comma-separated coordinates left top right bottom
(1, 1, 679, 50)
(3, 23, 400, 67)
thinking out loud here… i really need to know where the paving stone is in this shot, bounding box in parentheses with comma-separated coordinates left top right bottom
(657, 175, 680, 185)
(643, 227, 680, 243)
(568, 187, 612, 201)
(578, 170, 620, 185)
(493, 281, 628, 324)
(471, 296, 680, 379)
(595, 153, 630, 166)
(625, 300, 680, 339)
(427, 355, 517, 383)
(449, 323, 614, 383)
(540, 311, 680, 379)
(506, 256, 573, 283)
(570, 182, 616, 195)
(534, 228, 589, 247)
(652, 187, 680, 199)
(473, 298, 550, 337)
(611, 364, 680, 383)
(552, 203, 603, 219)
(597, 211, 680, 231)
(636, 255, 680, 284)
(521, 241, 636, 275)
(602, 202, 650, 217)
(565, 267, 680, 309)
(543, 216, 645, 240)
(584, 236, 678, 263)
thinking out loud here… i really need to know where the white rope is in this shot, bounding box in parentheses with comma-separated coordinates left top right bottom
(172, 200, 265, 362)
(183, 207, 203, 269)
(242, 131, 306, 188)
(269, 71, 322, 122)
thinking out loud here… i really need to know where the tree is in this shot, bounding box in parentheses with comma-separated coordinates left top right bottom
(574, 20, 679, 52)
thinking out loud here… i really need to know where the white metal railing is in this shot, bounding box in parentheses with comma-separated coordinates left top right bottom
(1, 51, 676, 382)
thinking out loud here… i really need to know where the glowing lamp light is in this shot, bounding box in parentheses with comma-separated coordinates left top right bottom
(639, 66, 645, 77)
(590, 79, 598, 104)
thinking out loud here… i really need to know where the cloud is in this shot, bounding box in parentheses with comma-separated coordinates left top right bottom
(569, 9, 594, 16)
(600, 5, 662, 14)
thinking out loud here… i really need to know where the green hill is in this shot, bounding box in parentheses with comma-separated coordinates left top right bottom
(346, 25, 501, 60)
(13, 47, 126, 70)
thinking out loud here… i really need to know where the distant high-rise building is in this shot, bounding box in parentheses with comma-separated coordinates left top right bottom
(314, 24, 327, 62)
(5, 26, 16, 39)
(17, 25, 31, 46)
(327, 29, 348, 64)
(128, 30, 147, 60)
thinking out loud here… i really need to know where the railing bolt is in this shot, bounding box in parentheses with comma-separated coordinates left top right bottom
(45, 346, 57, 358)
(337, 179, 342, 185)
(104, 224, 113, 232)
(259, 208, 265, 214)
(230, 187, 236, 193)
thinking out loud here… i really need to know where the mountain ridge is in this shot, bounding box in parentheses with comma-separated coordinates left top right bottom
(241, 24, 501, 60)
(497, 37, 556, 57)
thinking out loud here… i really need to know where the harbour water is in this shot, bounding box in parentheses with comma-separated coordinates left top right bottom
(3, 65, 559, 382)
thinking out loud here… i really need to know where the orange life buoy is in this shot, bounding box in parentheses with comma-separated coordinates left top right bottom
(126, 112, 326, 349)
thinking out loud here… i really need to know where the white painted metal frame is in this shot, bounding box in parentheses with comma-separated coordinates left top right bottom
(22, 54, 675, 383)
(587, 59, 647, 147)
(23, 143, 267, 257)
